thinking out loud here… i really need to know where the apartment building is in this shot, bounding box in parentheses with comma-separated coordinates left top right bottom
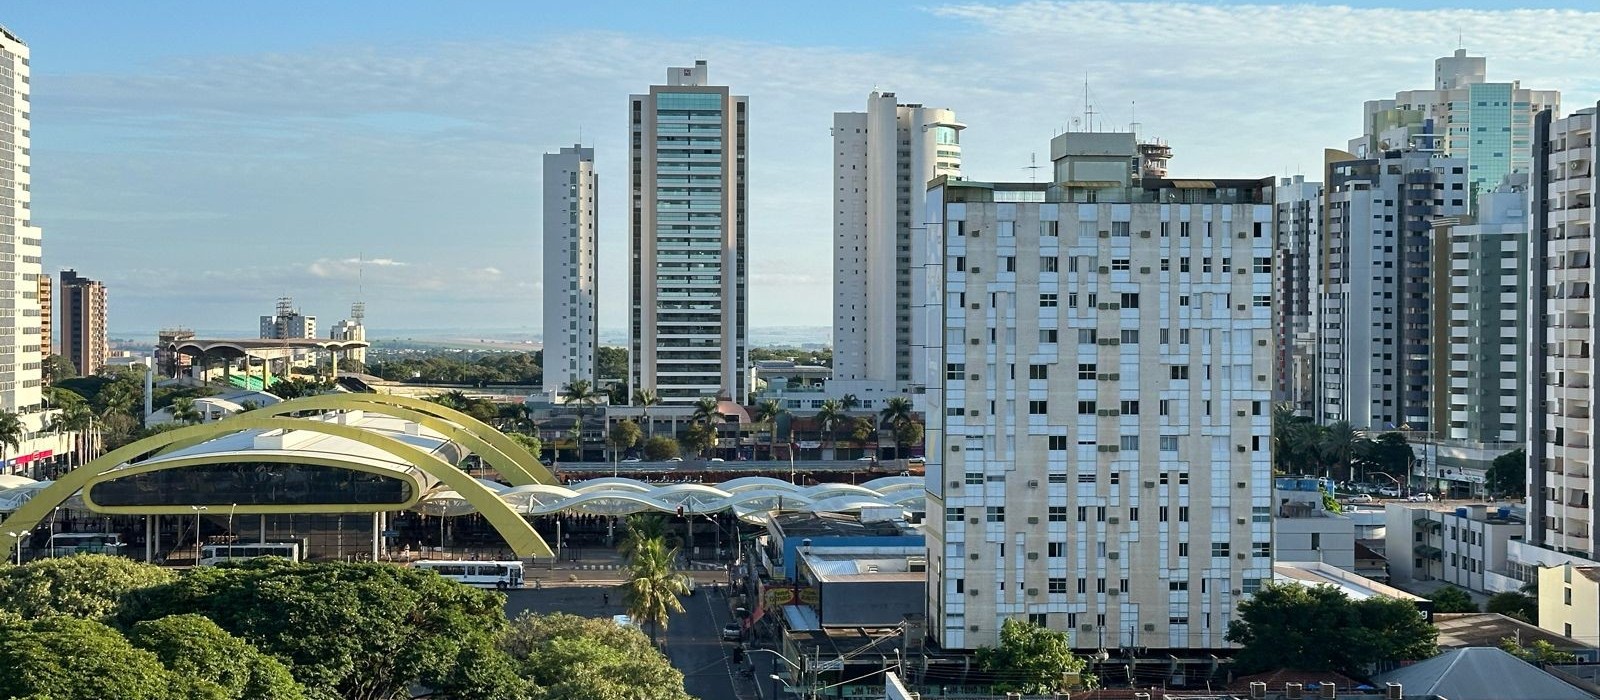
(1528, 104, 1599, 557)
(542, 145, 599, 395)
(59, 269, 108, 376)
(0, 26, 44, 418)
(923, 131, 1274, 651)
(1273, 175, 1321, 413)
(832, 91, 962, 389)
(629, 61, 749, 404)
(1385, 502, 1522, 593)
(1317, 146, 1470, 431)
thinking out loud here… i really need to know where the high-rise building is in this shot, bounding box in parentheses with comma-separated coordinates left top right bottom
(1316, 146, 1470, 431)
(59, 270, 108, 376)
(542, 145, 598, 396)
(260, 297, 315, 340)
(922, 131, 1274, 651)
(37, 274, 51, 357)
(1429, 177, 1528, 444)
(832, 92, 962, 387)
(331, 302, 368, 367)
(0, 27, 44, 418)
(1527, 104, 1597, 556)
(629, 61, 748, 404)
(1350, 49, 1558, 202)
(1273, 175, 1321, 414)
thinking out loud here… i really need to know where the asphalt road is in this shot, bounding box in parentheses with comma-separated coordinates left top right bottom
(503, 584, 740, 700)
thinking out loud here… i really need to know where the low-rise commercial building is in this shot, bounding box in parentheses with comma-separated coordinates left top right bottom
(1273, 477, 1356, 570)
(1385, 502, 1522, 593)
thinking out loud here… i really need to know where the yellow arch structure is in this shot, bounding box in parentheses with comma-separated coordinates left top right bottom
(277, 393, 552, 484)
(0, 415, 553, 560)
(151, 393, 550, 485)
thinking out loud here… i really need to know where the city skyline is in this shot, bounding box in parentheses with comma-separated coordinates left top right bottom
(6, 2, 1600, 335)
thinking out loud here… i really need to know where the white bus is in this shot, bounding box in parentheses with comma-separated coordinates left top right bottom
(199, 542, 303, 567)
(47, 532, 128, 558)
(411, 560, 524, 589)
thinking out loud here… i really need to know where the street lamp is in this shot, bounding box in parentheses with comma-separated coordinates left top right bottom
(5, 531, 30, 565)
(47, 506, 61, 557)
(190, 505, 209, 564)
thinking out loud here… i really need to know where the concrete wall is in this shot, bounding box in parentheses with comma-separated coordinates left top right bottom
(1540, 563, 1600, 645)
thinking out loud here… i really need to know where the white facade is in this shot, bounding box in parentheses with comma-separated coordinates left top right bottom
(1527, 105, 1598, 558)
(1273, 477, 1356, 571)
(1317, 148, 1469, 431)
(260, 297, 315, 340)
(330, 318, 366, 366)
(833, 92, 962, 388)
(0, 28, 42, 419)
(1384, 502, 1521, 594)
(1351, 49, 1559, 200)
(922, 135, 1274, 651)
(629, 61, 748, 404)
(542, 145, 598, 395)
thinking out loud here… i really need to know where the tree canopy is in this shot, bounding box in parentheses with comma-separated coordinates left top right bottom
(0, 614, 215, 700)
(125, 614, 306, 700)
(0, 554, 177, 621)
(975, 618, 1094, 694)
(1226, 582, 1437, 677)
(1487, 448, 1527, 498)
(1427, 585, 1478, 613)
(503, 613, 692, 700)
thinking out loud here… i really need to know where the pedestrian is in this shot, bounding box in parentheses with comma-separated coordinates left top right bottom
(603, 592, 610, 606)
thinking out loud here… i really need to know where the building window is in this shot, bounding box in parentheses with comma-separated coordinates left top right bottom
(1048, 436, 1068, 450)
(965, 472, 983, 485)
(1171, 366, 1190, 380)
(1029, 400, 1048, 415)
(946, 507, 964, 522)
(1077, 401, 1096, 415)
(1030, 364, 1049, 380)
(1160, 436, 1178, 452)
(1042, 256, 1059, 272)
(1119, 435, 1139, 451)
(1120, 400, 1140, 415)
(1048, 542, 1065, 557)
(986, 507, 1005, 523)
(1040, 293, 1058, 307)
(1211, 542, 1230, 558)
(1120, 292, 1139, 308)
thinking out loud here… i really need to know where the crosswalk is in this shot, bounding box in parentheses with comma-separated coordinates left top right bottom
(564, 561, 724, 571)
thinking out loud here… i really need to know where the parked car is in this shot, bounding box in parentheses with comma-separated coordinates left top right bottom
(721, 623, 742, 641)
(1408, 493, 1435, 502)
(621, 457, 642, 464)
(1342, 493, 1374, 504)
(666, 457, 684, 463)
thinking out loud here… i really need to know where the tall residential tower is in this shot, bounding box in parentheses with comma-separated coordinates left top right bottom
(542, 145, 599, 395)
(0, 27, 43, 419)
(629, 61, 748, 404)
(923, 132, 1274, 651)
(832, 92, 962, 387)
(59, 270, 108, 377)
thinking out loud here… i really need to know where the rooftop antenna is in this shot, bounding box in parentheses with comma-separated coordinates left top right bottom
(1024, 152, 1043, 183)
(1130, 100, 1140, 138)
(1083, 74, 1094, 133)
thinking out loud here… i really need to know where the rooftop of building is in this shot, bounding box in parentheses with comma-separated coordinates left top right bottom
(1374, 647, 1597, 700)
(785, 624, 908, 664)
(1433, 612, 1596, 652)
(771, 511, 917, 540)
(1388, 501, 1525, 525)
(799, 551, 925, 583)
(932, 174, 1274, 205)
(1272, 561, 1425, 603)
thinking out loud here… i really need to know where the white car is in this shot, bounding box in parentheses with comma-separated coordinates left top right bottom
(1408, 493, 1435, 502)
(1342, 493, 1374, 504)
(1378, 487, 1401, 498)
(857, 456, 877, 462)
(621, 457, 642, 464)
(666, 457, 684, 463)
(710, 457, 725, 463)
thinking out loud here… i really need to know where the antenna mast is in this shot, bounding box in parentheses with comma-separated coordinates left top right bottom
(1024, 153, 1043, 183)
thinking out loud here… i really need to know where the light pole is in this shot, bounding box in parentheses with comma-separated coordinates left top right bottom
(190, 505, 209, 564)
(47, 506, 60, 557)
(5, 531, 29, 565)
(228, 503, 237, 560)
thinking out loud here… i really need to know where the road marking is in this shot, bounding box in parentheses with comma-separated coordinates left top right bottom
(702, 586, 744, 697)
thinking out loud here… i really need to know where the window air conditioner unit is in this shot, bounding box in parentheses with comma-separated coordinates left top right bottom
(1027, 587, 1039, 596)
(950, 481, 962, 489)
(1027, 517, 1040, 524)
(1143, 623, 1156, 632)
(1108, 552, 1120, 560)
(1027, 552, 1039, 561)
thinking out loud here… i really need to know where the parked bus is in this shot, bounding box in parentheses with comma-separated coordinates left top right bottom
(199, 542, 303, 567)
(47, 532, 128, 558)
(410, 560, 524, 589)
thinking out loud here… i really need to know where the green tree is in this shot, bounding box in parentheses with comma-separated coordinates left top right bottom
(643, 435, 680, 461)
(1499, 636, 1577, 665)
(879, 396, 915, 459)
(619, 538, 689, 647)
(893, 420, 924, 459)
(125, 614, 306, 700)
(1486, 591, 1539, 624)
(0, 614, 204, 699)
(679, 422, 715, 460)
(1318, 421, 1363, 481)
(1428, 585, 1478, 613)
(815, 399, 844, 460)
(753, 399, 785, 460)
(503, 612, 692, 700)
(595, 346, 628, 382)
(608, 419, 643, 471)
(633, 388, 662, 438)
(46, 400, 96, 469)
(42, 353, 78, 383)
(117, 559, 524, 700)
(0, 409, 22, 468)
(1227, 582, 1437, 676)
(618, 514, 676, 558)
(172, 395, 203, 424)
(691, 395, 720, 425)
(1487, 448, 1527, 498)
(563, 379, 603, 461)
(511, 432, 544, 463)
(1354, 432, 1414, 485)
(0, 554, 177, 621)
(975, 618, 1095, 694)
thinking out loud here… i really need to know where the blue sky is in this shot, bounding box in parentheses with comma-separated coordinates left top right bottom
(6, 1, 1599, 337)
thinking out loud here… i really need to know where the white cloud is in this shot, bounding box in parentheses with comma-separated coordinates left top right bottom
(32, 2, 1600, 336)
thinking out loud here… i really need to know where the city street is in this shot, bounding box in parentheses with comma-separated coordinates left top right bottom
(503, 579, 741, 700)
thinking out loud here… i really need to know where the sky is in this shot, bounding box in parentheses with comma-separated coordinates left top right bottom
(6, 0, 1600, 338)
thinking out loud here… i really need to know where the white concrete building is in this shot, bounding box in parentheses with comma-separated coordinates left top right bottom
(1527, 104, 1599, 558)
(629, 61, 748, 404)
(1273, 477, 1356, 571)
(1273, 176, 1320, 414)
(1350, 49, 1559, 201)
(922, 132, 1274, 651)
(0, 28, 43, 422)
(542, 145, 598, 395)
(1317, 147, 1470, 431)
(832, 92, 962, 390)
(260, 297, 315, 340)
(330, 314, 367, 366)
(1385, 502, 1522, 594)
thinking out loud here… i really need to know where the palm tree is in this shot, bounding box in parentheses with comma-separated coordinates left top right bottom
(0, 410, 23, 471)
(815, 399, 844, 461)
(563, 380, 602, 463)
(1319, 420, 1363, 481)
(620, 537, 690, 647)
(618, 513, 672, 557)
(879, 396, 915, 459)
(754, 399, 785, 461)
(171, 396, 203, 425)
(691, 395, 721, 459)
(633, 388, 662, 438)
